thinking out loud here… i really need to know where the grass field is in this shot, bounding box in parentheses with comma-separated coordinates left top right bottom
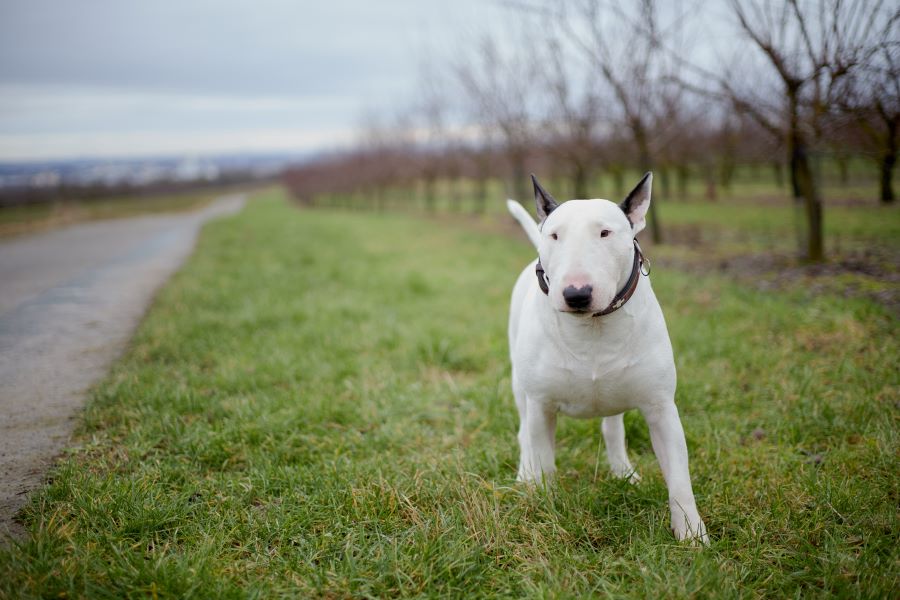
(1, 189, 898, 597)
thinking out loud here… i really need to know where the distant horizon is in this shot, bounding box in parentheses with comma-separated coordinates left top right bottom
(0, 150, 310, 167)
(0, 130, 351, 165)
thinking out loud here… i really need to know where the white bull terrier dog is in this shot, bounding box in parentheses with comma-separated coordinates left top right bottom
(506, 173, 708, 543)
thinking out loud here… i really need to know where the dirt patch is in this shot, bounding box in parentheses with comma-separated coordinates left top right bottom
(647, 228, 900, 315)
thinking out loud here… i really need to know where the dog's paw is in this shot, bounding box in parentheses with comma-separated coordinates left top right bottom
(672, 516, 709, 546)
(611, 466, 641, 484)
(516, 467, 555, 485)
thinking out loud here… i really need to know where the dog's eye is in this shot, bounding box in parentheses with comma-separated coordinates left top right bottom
(600, 230, 611, 238)
(550, 233, 558, 240)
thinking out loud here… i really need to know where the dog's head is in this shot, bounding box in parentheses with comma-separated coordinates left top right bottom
(534, 173, 652, 315)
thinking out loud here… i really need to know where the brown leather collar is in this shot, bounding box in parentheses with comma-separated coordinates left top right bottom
(535, 239, 649, 317)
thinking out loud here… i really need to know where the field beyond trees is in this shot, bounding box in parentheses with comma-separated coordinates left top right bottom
(0, 187, 247, 238)
(1, 189, 897, 597)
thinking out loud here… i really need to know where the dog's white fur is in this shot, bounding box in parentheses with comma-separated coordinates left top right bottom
(506, 174, 708, 543)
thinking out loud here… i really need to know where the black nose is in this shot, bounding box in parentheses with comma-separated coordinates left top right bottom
(563, 284, 593, 309)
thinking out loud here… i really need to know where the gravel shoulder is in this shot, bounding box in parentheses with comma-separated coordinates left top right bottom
(0, 194, 245, 538)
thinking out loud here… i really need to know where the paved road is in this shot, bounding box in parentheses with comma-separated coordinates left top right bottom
(0, 194, 245, 537)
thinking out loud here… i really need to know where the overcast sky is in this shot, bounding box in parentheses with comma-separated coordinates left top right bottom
(0, 0, 505, 161)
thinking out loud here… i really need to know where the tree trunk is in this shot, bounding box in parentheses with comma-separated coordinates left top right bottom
(791, 137, 824, 261)
(880, 118, 897, 204)
(510, 150, 528, 204)
(659, 166, 671, 202)
(789, 154, 802, 198)
(635, 129, 662, 243)
(474, 157, 489, 214)
(442, 161, 462, 212)
(611, 166, 625, 198)
(450, 175, 463, 212)
(772, 160, 784, 188)
(407, 181, 416, 210)
(677, 165, 690, 201)
(474, 176, 487, 214)
(704, 163, 717, 201)
(881, 151, 896, 204)
(552, 174, 569, 199)
(423, 175, 436, 212)
(836, 155, 849, 186)
(572, 163, 589, 199)
(705, 180, 717, 201)
(719, 157, 735, 191)
(785, 89, 824, 261)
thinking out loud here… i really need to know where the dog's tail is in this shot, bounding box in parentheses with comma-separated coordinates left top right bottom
(506, 199, 541, 250)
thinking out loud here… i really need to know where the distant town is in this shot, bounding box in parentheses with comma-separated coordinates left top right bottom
(0, 152, 311, 205)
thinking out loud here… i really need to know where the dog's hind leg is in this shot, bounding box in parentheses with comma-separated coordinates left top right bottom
(512, 375, 529, 479)
(602, 413, 641, 483)
(511, 372, 534, 482)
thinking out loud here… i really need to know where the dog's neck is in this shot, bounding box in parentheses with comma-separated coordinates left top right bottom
(534, 240, 653, 345)
(537, 279, 656, 371)
(592, 239, 646, 317)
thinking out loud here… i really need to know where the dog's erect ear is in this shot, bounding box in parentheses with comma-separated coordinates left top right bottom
(532, 174, 558, 221)
(620, 172, 652, 234)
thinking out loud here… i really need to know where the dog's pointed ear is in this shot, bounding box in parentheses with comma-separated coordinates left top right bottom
(532, 174, 558, 221)
(620, 172, 652, 234)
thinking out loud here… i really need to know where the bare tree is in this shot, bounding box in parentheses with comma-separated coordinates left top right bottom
(700, 0, 890, 260)
(538, 34, 606, 199)
(839, 37, 900, 203)
(414, 70, 450, 212)
(356, 111, 417, 211)
(869, 46, 899, 203)
(555, 0, 695, 243)
(455, 34, 540, 203)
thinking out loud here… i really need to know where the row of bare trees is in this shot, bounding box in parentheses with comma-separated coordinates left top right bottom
(286, 0, 899, 261)
(681, 0, 899, 259)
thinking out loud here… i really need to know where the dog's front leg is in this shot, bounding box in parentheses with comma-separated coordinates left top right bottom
(517, 398, 557, 484)
(602, 413, 641, 482)
(641, 402, 708, 544)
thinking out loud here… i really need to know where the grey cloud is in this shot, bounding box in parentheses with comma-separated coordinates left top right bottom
(0, 0, 494, 159)
(0, 0, 436, 96)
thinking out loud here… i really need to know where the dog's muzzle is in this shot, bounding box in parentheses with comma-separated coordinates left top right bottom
(535, 239, 649, 317)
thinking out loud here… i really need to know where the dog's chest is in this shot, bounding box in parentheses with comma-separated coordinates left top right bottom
(538, 351, 639, 418)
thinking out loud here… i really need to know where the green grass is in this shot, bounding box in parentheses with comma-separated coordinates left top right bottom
(2, 189, 898, 597)
(657, 199, 900, 247)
